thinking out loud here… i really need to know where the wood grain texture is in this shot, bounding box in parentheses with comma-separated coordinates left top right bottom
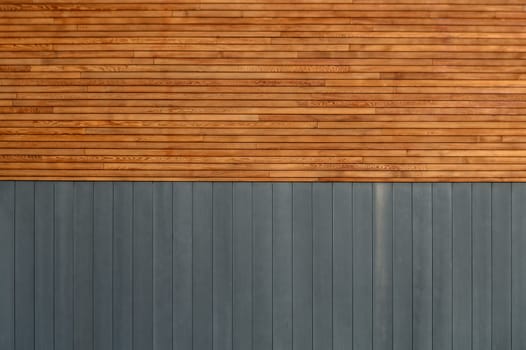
(2, 0, 526, 181)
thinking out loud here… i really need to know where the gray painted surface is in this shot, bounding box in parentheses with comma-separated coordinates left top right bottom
(0, 182, 525, 350)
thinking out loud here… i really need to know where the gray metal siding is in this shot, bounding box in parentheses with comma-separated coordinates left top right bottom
(0, 182, 525, 350)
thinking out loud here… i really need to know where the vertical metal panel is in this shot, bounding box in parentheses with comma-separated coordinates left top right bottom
(173, 182, 193, 350)
(253, 183, 273, 350)
(153, 183, 173, 350)
(332, 183, 352, 350)
(313, 183, 332, 350)
(0, 182, 14, 350)
(0, 181, 524, 350)
(14, 182, 35, 350)
(432, 184, 452, 350)
(193, 182, 213, 350)
(132, 182, 154, 350)
(412, 184, 433, 350)
(93, 182, 113, 350)
(492, 184, 512, 350)
(233, 183, 253, 350)
(54, 182, 74, 350)
(292, 183, 313, 350)
(212, 183, 233, 350)
(392, 184, 412, 350)
(512, 184, 526, 350)
(353, 183, 373, 350)
(452, 184, 472, 350)
(373, 183, 393, 350)
(472, 184, 492, 350)
(272, 183, 293, 350)
(35, 182, 54, 350)
(73, 182, 94, 350)
(113, 183, 133, 350)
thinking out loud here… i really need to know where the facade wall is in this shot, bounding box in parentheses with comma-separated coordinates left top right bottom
(2, 2, 526, 180)
(1, 181, 525, 350)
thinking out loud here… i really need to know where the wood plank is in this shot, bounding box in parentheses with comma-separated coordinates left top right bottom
(2, 0, 526, 180)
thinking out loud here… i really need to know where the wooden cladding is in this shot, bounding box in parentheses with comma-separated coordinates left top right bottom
(2, 1, 526, 181)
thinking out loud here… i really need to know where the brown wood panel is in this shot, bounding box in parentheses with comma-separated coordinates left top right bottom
(1, 0, 526, 181)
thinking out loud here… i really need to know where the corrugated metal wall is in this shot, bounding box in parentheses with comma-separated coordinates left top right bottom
(0, 181, 525, 350)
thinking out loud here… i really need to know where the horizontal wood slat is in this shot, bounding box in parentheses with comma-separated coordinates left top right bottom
(2, 0, 526, 181)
